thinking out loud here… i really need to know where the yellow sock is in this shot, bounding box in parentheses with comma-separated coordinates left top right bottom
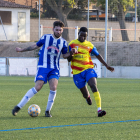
(93, 91, 101, 111)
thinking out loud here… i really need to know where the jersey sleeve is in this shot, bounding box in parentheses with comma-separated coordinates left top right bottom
(36, 35, 46, 47)
(61, 40, 68, 54)
(68, 45, 72, 52)
(68, 41, 73, 52)
(91, 46, 99, 56)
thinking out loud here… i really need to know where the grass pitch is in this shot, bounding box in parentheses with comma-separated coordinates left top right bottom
(0, 76, 140, 140)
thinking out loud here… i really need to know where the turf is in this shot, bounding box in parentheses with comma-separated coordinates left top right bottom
(0, 76, 140, 140)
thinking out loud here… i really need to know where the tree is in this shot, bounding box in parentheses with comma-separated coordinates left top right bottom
(91, 0, 135, 41)
(44, 0, 79, 41)
(42, 0, 87, 20)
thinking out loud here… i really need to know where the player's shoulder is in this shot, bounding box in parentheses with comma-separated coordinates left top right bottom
(85, 40, 94, 47)
(45, 34, 52, 38)
(40, 34, 51, 40)
(85, 40, 93, 45)
(60, 37, 67, 42)
(69, 39, 77, 45)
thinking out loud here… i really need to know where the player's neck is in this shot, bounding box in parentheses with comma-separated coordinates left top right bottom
(77, 39, 86, 43)
(52, 34, 61, 39)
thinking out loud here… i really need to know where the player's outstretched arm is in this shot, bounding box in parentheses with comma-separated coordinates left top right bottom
(96, 54, 114, 72)
(16, 44, 38, 52)
(63, 48, 78, 60)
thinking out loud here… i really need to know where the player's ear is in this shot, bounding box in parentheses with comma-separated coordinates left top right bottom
(61, 28, 64, 33)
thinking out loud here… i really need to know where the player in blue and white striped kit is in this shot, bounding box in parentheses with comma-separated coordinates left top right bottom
(12, 21, 77, 117)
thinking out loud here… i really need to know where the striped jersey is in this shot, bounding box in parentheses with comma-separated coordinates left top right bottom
(36, 34, 68, 70)
(69, 39, 97, 75)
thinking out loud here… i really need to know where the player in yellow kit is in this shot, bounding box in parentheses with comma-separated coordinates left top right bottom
(68, 27, 114, 117)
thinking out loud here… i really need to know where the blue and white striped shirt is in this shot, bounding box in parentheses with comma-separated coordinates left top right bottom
(36, 34, 68, 70)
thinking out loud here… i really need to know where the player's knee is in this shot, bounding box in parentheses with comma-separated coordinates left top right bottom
(35, 84, 43, 92)
(90, 84, 98, 93)
(50, 84, 57, 91)
(35, 81, 44, 92)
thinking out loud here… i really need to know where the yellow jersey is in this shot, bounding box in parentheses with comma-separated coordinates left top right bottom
(68, 39, 94, 75)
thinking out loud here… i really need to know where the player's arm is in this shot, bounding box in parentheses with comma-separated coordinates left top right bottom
(91, 47, 114, 72)
(96, 54, 114, 72)
(63, 47, 78, 59)
(16, 44, 39, 52)
(63, 48, 77, 59)
(67, 54, 73, 62)
(64, 45, 77, 61)
(16, 35, 46, 53)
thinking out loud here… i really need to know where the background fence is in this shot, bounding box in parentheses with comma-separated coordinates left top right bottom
(1, 57, 140, 79)
(0, 57, 101, 78)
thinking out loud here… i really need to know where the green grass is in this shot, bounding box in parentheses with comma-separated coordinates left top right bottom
(0, 76, 140, 140)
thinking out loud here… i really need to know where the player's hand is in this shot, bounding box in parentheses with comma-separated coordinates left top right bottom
(70, 48, 78, 55)
(106, 65, 114, 72)
(93, 63, 97, 68)
(16, 47, 22, 52)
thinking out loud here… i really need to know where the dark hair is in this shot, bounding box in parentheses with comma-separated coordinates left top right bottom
(53, 21, 65, 28)
(79, 27, 88, 33)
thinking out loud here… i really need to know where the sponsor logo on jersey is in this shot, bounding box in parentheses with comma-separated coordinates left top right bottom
(74, 55, 87, 58)
(47, 46, 59, 53)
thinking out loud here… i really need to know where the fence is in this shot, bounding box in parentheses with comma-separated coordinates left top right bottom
(30, 19, 140, 42)
(0, 57, 101, 77)
(40, 25, 113, 42)
(1, 57, 140, 79)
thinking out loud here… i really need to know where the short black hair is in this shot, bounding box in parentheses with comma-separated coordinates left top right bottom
(79, 27, 88, 33)
(53, 21, 65, 28)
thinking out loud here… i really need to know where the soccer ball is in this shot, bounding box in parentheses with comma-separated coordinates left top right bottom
(28, 104, 41, 117)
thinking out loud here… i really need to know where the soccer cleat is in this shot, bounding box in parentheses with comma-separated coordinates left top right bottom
(45, 111, 52, 117)
(12, 106, 20, 116)
(86, 96, 92, 105)
(98, 110, 106, 117)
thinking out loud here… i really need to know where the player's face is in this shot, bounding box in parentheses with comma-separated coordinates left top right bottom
(78, 31, 87, 42)
(53, 26, 63, 38)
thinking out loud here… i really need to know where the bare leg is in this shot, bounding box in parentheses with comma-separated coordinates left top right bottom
(80, 86, 92, 105)
(35, 80, 44, 92)
(80, 86, 90, 99)
(87, 77, 98, 93)
(49, 78, 58, 91)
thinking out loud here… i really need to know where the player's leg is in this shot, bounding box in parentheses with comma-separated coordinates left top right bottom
(86, 68, 106, 117)
(45, 78, 58, 117)
(88, 77, 106, 117)
(12, 80, 44, 116)
(45, 69, 59, 117)
(80, 86, 92, 105)
(73, 72, 92, 105)
(12, 67, 47, 116)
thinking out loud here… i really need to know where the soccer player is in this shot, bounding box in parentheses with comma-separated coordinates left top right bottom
(67, 27, 114, 117)
(12, 20, 77, 117)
